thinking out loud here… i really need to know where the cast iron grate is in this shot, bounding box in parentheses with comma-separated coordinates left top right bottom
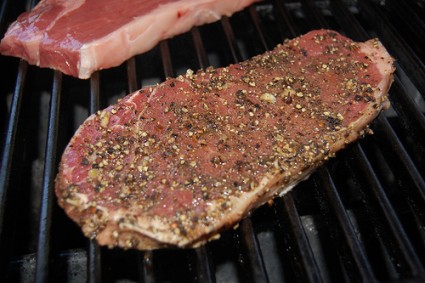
(1, 0, 425, 282)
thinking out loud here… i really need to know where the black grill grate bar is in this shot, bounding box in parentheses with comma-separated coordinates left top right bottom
(316, 169, 376, 281)
(191, 27, 209, 70)
(220, 16, 243, 63)
(0, 0, 9, 30)
(127, 57, 139, 93)
(195, 246, 216, 283)
(350, 143, 424, 277)
(88, 241, 101, 283)
(357, 0, 425, 98)
(88, 71, 101, 283)
(272, 0, 300, 38)
(0, 60, 27, 240)
(248, 6, 270, 51)
(281, 194, 324, 283)
(385, 0, 425, 59)
(35, 70, 63, 283)
(376, 115, 425, 201)
(90, 71, 100, 114)
(160, 40, 174, 78)
(139, 251, 155, 283)
(330, 0, 369, 41)
(389, 77, 425, 140)
(301, 0, 330, 29)
(238, 219, 270, 283)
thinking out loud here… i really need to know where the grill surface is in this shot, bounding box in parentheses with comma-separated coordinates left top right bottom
(1, 0, 425, 282)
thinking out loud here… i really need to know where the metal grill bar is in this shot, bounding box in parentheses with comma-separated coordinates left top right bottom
(281, 194, 323, 283)
(88, 71, 101, 283)
(389, 78, 425, 143)
(0, 60, 27, 282)
(238, 219, 270, 283)
(139, 251, 155, 283)
(191, 27, 209, 70)
(220, 16, 243, 63)
(273, 0, 300, 38)
(127, 57, 139, 93)
(385, 0, 425, 62)
(376, 115, 425, 200)
(0, 0, 8, 30)
(350, 144, 423, 277)
(301, 0, 330, 29)
(195, 246, 216, 283)
(160, 40, 174, 78)
(248, 6, 269, 51)
(90, 72, 100, 114)
(35, 70, 62, 283)
(0, 60, 27, 240)
(316, 168, 375, 281)
(330, 0, 369, 41)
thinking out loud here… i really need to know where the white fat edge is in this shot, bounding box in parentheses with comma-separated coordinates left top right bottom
(78, 45, 96, 79)
(278, 169, 315, 197)
(110, 209, 183, 246)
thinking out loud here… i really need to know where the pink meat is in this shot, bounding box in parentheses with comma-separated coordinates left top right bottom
(0, 0, 259, 79)
(55, 30, 395, 250)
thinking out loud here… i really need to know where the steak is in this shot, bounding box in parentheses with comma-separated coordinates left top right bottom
(0, 0, 259, 79)
(55, 30, 395, 250)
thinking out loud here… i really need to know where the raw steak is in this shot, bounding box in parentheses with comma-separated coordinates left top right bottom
(0, 0, 259, 79)
(55, 30, 395, 250)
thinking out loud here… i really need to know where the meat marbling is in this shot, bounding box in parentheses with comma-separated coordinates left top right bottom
(55, 30, 395, 250)
(0, 0, 259, 79)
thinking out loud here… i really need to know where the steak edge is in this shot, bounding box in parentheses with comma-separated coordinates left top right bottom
(0, 0, 259, 79)
(55, 30, 395, 250)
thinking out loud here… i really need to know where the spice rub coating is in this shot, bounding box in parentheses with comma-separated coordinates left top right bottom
(55, 29, 395, 249)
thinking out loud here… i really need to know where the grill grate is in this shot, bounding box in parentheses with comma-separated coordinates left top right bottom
(1, 0, 425, 282)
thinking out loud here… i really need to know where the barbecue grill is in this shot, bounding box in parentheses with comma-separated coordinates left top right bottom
(1, 0, 425, 282)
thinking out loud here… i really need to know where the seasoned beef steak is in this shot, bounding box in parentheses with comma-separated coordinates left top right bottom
(55, 30, 395, 250)
(0, 0, 259, 79)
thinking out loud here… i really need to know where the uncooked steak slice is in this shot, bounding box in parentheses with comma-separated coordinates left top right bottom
(0, 0, 259, 79)
(55, 29, 395, 250)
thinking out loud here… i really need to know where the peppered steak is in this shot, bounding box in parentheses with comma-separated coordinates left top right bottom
(0, 0, 259, 79)
(55, 30, 395, 250)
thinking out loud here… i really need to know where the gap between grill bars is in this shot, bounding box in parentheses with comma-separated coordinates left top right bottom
(1, 1, 425, 282)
